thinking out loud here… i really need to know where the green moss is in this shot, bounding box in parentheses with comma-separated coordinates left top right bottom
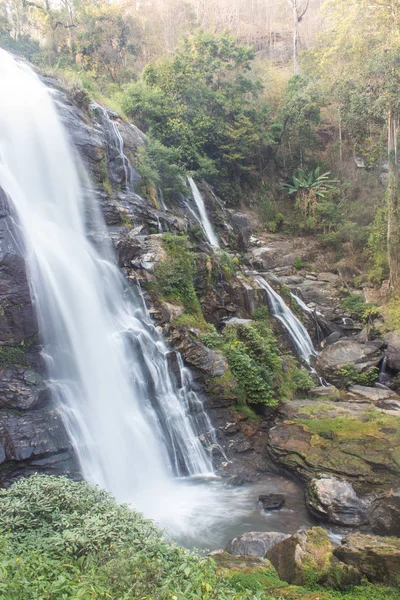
(173, 312, 211, 332)
(0, 345, 30, 367)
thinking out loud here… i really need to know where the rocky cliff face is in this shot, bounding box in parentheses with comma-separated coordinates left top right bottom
(1, 69, 399, 505)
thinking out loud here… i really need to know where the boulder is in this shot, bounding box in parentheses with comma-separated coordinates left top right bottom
(226, 531, 290, 557)
(266, 400, 400, 487)
(367, 490, 400, 537)
(317, 272, 339, 283)
(346, 385, 400, 410)
(306, 476, 368, 526)
(266, 527, 360, 588)
(334, 533, 400, 585)
(384, 331, 400, 372)
(316, 339, 383, 385)
(259, 493, 285, 511)
(228, 211, 252, 248)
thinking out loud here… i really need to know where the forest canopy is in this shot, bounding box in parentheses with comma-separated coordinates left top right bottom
(2, 0, 400, 290)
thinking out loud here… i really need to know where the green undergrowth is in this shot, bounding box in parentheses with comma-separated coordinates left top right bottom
(201, 308, 314, 410)
(151, 233, 211, 330)
(334, 364, 379, 387)
(0, 475, 257, 600)
(0, 476, 398, 600)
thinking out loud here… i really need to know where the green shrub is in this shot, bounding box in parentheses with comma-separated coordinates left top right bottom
(0, 344, 30, 367)
(293, 256, 305, 270)
(0, 475, 258, 600)
(154, 234, 201, 315)
(342, 294, 380, 323)
(335, 364, 379, 387)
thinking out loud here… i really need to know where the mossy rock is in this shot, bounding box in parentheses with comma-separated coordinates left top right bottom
(334, 533, 400, 586)
(267, 400, 400, 487)
(266, 527, 361, 589)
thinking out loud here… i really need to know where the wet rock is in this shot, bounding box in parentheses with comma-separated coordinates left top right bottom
(226, 531, 290, 557)
(259, 493, 285, 511)
(167, 328, 227, 378)
(367, 490, 400, 537)
(0, 406, 72, 472)
(334, 533, 400, 585)
(384, 331, 400, 372)
(305, 476, 368, 526)
(0, 367, 50, 410)
(228, 211, 252, 248)
(316, 339, 383, 385)
(267, 527, 360, 588)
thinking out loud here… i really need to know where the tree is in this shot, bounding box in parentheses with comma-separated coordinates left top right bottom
(122, 31, 274, 202)
(286, 0, 310, 74)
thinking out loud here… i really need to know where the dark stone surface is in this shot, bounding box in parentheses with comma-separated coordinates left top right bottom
(367, 491, 400, 537)
(259, 493, 285, 511)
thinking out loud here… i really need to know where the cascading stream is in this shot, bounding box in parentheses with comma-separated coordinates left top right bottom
(188, 177, 220, 247)
(0, 50, 241, 531)
(256, 276, 317, 367)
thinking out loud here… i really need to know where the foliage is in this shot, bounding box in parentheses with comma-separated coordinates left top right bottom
(121, 31, 274, 202)
(383, 296, 400, 331)
(341, 294, 380, 322)
(0, 475, 260, 600)
(136, 139, 186, 201)
(335, 364, 379, 387)
(293, 256, 305, 270)
(367, 206, 389, 284)
(282, 167, 339, 219)
(279, 75, 321, 167)
(154, 233, 201, 315)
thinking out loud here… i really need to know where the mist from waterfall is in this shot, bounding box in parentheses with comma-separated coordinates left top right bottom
(188, 177, 220, 247)
(0, 49, 249, 542)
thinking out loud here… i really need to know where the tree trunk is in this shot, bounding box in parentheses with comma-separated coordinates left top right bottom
(387, 111, 400, 291)
(293, 3, 299, 75)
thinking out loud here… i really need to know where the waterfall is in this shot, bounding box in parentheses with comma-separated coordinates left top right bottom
(188, 177, 219, 247)
(256, 277, 317, 366)
(0, 50, 241, 535)
(92, 103, 136, 192)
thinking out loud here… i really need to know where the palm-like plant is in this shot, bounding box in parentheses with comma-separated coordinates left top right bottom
(282, 167, 338, 217)
(282, 167, 338, 197)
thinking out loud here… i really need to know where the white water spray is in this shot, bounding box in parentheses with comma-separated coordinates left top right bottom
(188, 177, 219, 247)
(256, 276, 316, 366)
(0, 50, 251, 540)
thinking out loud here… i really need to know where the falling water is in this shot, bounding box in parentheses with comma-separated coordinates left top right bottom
(188, 177, 220, 247)
(256, 276, 317, 366)
(92, 102, 136, 192)
(0, 50, 254, 540)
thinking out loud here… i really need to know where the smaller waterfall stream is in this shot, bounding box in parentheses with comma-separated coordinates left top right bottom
(92, 103, 136, 192)
(188, 177, 219, 247)
(256, 277, 317, 366)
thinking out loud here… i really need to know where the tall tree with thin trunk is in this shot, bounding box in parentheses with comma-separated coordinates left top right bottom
(286, 0, 309, 74)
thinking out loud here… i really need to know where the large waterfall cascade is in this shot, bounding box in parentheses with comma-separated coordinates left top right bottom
(188, 177, 220, 248)
(0, 49, 248, 540)
(256, 276, 317, 366)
